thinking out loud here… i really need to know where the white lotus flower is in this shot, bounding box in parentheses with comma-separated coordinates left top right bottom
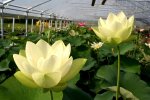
(69, 30, 79, 36)
(145, 43, 150, 48)
(91, 42, 103, 50)
(92, 11, 134, 44)
(13, 39, 86, 89)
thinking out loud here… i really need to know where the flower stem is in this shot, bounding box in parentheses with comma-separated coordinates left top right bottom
(50, 90, 53, 100)
(116, 46, 120, 100)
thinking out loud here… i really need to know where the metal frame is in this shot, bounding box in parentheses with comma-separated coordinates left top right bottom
(39, 9, 50, 33)
(25, 0, 51, 35)
(0, 0, 14, 38)
(0, 0, 149, 35)
(0, 0, 73, 38)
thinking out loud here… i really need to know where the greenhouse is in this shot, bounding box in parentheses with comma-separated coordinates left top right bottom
(0, 0, 150, 100)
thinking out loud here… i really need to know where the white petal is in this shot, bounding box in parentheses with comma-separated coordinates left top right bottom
(60, 58, 87, 83)
(50, 40, 64, 57)
(106, 36, 112, 43)
(117, 11, 126, 18)
(37, 55, 61, 73)
(26, 41, 43, 68)
(117, 12, 127, 20)
(99, 26, 113, 37)
(62, 44, 71, 63)
(13, 54, 35, 78)
(98, 18, 106, 27)
(115, 26, 132, 41)
(99, 26, 115, 43)
(117, 11, 127, 26)
(106, 13, 117, 25)
(128, 16, 134, 27)
(52, 40, 64, 48)
(37, 57, 44, 71)
(108, 21, 123, 36)
(36, 39, 51, 58)
(60, 57, 73, 78)
(48, 40, 64, 67)
(32, 72, 61, 88)
(91, 27, 106, 41)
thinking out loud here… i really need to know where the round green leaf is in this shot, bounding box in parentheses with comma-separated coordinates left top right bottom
(0, 77, 63, 100)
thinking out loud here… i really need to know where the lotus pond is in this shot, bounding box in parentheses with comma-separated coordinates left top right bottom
(1, 14, 150, 100)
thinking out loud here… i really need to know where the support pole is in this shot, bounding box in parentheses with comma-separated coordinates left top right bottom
(62, 20, 64, 28)
(63, 20, 66, 28)
(48, 20, 50, 28)
(1, 8, 4, 38)
(55, 20, 57, 29)
(25, 11, 28, 36)
(50, 20, 53, 27)
(59, 20, 62, 29)
(39, 20, 42, 33)
(39, 14, 42, 34)
(12, 17, 15, 32)
(66, 20, 68, 27)
(42, 19, 45, 32)
(31, 19, 34, 33)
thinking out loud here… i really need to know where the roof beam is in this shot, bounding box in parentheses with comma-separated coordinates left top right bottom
(27, 0, 51, 11)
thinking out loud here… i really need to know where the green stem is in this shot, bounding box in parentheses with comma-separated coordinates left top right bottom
(116, 46, 120, 100)
(50, 90, 53, 100)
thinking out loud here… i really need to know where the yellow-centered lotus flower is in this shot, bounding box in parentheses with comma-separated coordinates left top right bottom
(13, 39, 86, 90)
(91, 42, 103, 50)
(92, 11, 134, 44)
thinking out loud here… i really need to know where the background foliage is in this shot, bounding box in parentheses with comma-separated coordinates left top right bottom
(1, 24, 150, 100)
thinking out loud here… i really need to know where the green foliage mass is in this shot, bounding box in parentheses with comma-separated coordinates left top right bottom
(0, 24, 150, 99)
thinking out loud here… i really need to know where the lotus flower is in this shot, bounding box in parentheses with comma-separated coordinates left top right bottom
(145, 43, 150, 48)
(13, 39, 86, 89)
(92, 11, 134, 44)
(69, 30, 79, 36)
(140, 29, 144, 32)
(78, 22, 85, 27)
(91, 42, 103, 50)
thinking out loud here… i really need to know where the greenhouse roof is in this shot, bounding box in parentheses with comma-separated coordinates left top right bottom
(0, 0, 150, 25)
